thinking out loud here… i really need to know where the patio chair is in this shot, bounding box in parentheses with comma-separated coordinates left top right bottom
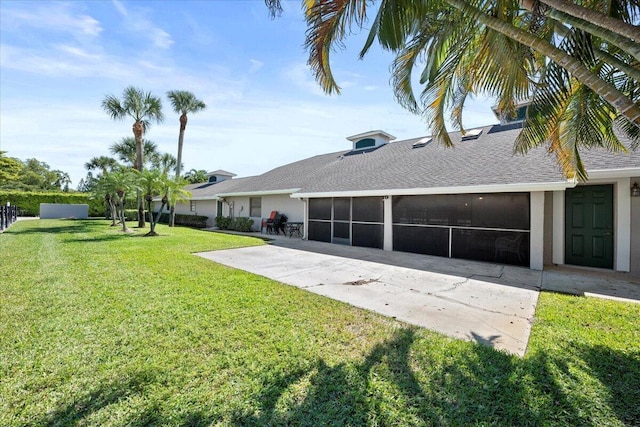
(265, 210, 278, 234)
(495, 234, 523, 262)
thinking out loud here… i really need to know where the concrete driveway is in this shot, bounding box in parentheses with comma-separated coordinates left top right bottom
(196, 240, 541, 356)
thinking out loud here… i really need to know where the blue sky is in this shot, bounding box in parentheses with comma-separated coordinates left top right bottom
(0, 0, 497, 187)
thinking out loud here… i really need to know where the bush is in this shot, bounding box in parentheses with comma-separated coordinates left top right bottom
(124, 209, 138, 221)
(0, 190, 103, 217)
(214, 216, 253, 232)
(215, 216, 233, 230)
(157, 213, 209, 229)
(232, 217, 254, 232)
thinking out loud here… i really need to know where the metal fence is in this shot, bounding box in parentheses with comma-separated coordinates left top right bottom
(0, 205, 18, 231)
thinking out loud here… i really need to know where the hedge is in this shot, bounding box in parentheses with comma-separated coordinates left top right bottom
(0, 190, 104, 217)
(215, 216, 254, 232)
(156, 213, 209, 228)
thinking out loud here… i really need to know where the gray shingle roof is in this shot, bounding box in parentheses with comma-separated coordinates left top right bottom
(187, 124, 640, 199)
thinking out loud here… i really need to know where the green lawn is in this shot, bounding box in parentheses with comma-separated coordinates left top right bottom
(1, 219, 638, 426)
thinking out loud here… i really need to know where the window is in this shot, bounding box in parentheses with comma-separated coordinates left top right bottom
(208, 176, 217, 183)
(190, 200, 196, 212)
(250, 197, 262, 217)
(355, 138, 375, 150)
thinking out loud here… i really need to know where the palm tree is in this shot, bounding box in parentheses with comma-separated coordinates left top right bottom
(102, 87, 164, 227)
(137, 170, 192, 236)
(166, 90, 206, 226)
(85, 156, 119, 176)
(266, 0, 639, 179)
(184, 169, 208, 184)
(95, 167, 136, 231)
(151, 152, 182, 177)
(110, 137, 159, 170)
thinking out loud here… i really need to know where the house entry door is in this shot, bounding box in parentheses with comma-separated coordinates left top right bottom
(565, 185, 614, 269)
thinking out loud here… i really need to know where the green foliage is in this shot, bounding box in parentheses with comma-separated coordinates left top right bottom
(157, 213, 209, 228)
(0, 152, 22, 184)
(1, 219, 638, 426)
(124, 209, 139, 221)
(232, 217, 254, 232)
(0, 190, 103, 216)
(0, 157, 72, 192)
(215, 215, 233, 230)
(214, 216, 254, 232)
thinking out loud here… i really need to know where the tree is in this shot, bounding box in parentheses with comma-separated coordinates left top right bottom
(109, 137, 159, 170)
(137, 169, 191, 236)
(94, 167, 136, 232)
(184, 169, 208, 184)
(266, 0, 639, 179)
(85, 156, 119, 176)
(166, 90, 206, 227)
(151, 152, 181, 177)
(102, 87, 164, 227)
(0, 151, 22, 185)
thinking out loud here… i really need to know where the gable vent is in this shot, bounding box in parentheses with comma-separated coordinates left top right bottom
(461, 128, 483, 141)
(412, 137, 431, 149)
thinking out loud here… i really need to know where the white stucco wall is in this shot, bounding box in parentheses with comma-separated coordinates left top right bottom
(225, 194, 305, 231)
(530, 192, 545, 270)
(40, 203, 88, 219)
(630, 176, 640, 277)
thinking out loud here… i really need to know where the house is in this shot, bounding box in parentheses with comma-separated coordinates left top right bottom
(163, 117, 640, 276)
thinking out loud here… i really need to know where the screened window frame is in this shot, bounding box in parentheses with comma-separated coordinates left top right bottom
(249, 197, 262, 217)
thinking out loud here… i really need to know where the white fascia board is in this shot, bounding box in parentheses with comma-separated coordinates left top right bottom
(292, 181, 574, 199)
(586, 167, 640, 179)
(216, 188, 301, 198)
(347, 130, 396, 141)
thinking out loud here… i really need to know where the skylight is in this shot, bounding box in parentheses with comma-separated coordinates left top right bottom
(461, 128, 483, 141)
(412, 137, 431, 149)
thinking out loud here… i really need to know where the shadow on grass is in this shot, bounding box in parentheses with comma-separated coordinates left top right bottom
(579, 344, 640, 425)
(35, 369, 161, 427)
(225, 328, 634, 426)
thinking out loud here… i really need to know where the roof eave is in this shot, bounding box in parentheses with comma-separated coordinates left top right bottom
(292, 181, 574, 198)
(216, 188, 301, 198)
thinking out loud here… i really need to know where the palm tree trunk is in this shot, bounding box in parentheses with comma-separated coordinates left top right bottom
(119, 198, 128, 232)
(133, 120, 146, 228)
(171, 113, 188, 227)
(538, 0, 640, 43)
(154, 201, 167, 232)
(146, 199, 158, 236)
(544, 6, 640, 62)
(447, 0, 640, 126)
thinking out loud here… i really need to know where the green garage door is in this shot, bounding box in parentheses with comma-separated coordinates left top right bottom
(565, 185, 614, 269)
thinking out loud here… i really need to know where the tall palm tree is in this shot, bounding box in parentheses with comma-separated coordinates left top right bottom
(266, 0, 639, 178)
(102, 86, 164, 227)
(166, 90, 206, 227)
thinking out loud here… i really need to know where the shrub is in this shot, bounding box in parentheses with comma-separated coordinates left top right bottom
(215, 215, 233, 230)
(232, 217, 254, 232)
(0, 190, 103, 217)
(157, 213, 209, 229)
(214, 216, 253, 232)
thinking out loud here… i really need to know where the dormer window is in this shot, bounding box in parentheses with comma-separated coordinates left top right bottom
(347, 130, 396, 152)
(208, 176, 217, 183)
(355, 138, 376, 150)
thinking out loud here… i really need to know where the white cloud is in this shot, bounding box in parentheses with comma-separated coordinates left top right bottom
(2, 3, 102, 38)
(110, 1, 174, 49)
(282, 63, 325, 96)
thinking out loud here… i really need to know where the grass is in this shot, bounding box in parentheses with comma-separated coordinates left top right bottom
(1, 219, 639, 426)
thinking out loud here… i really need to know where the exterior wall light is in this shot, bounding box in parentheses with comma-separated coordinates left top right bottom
(632, 182, 640, 197)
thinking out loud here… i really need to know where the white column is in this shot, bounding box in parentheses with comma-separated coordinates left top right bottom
(530, 191, 545, 270)
(302, 198, 308, 240)
(615, 178, 631, 272)
(383, 196, 393, 251)
(552, 190, 565, 265)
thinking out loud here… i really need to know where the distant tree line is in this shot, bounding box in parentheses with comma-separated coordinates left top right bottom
(0, 151, 72, 192)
